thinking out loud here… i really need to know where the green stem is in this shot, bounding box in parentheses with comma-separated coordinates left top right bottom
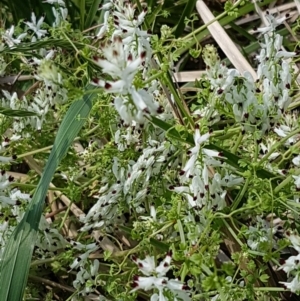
(214, 200, 261, 219)
(17, 145, 53, 159)
(231, 132, 243, 154)
(31, 258, 56, 266)
(254, 138, 259, 162)
(278, 140, 300, 166)
(274, 175, 292, 194)
(150, 221, 175, 238)
(177, 219, 186, 245)
(62, 32, 81, 65)
(254, 287, 285, 292)
(223, 219, 244, 247)
(212, 127, 239, 137)
(163, 72, 194, 127)
(10, 182, 66, 191)
(232, 177, 250, 210)
(79, 175, 101, 189)
(59, 202, 72, 230)
(143, 70, 166, 85)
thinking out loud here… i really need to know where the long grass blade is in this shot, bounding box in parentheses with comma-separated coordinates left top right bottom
(174, 0, 197, 37)
(85, 0, 103, 29)
(0, 107, 37, 117)
(0, 86, 95, 301)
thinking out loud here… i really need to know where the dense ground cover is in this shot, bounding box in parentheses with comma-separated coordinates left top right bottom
(0, 0, 300, 300)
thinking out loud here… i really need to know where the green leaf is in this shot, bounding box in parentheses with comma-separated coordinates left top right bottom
(85, 0, 103, 29)
(0, 86, 95, 301)
(259, 273, 270, 283)
(79, 0, 86, 30)
(149, 238, 169, 252)
(0, 107, 38, 117)
(150, 116, 193, 144)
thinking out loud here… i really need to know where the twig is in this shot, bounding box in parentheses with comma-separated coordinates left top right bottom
(45, 206, 68, 219)
(196, 0, 257, 80)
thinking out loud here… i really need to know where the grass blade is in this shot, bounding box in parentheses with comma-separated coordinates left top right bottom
(85, 0, 103, 29)
(174, 0, 197, 37)
(79, 0, 86, 30)
(0, 86, 95, 301)
(0, 107, 37, 117)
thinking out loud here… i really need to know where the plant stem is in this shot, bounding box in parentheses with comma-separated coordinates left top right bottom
(17, 145, 53, 159)
(232, 177, 250, 210)
(231, 132, 243, 154)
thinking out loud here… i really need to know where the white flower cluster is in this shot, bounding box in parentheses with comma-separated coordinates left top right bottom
(172, 125, 243, 212)
(0, 57, 67, 132)
(131, 251, 190, 301)
(0, 5, 68, 135)
(92, 0, 162, 125)
(68, 240, 100, 296)
(80, 137, 176, 232)
(35, 216, 66, 254)
(0, 171, 65, 262)
(204, 13, 295, 136)
(44, 0, 68, 28)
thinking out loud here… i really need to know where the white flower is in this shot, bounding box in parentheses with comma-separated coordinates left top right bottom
(52, 6, 68, 27)
(255, 13, 288, 34)
(214, 173, 243, 187)
(279, 254, 300, 275)
(0, 156, 14, 163)
(97, 10, 110, 38)
(293, 175, 300, 190)
(275, 50, 296, 59)
(2, 25, 27, 47)
(182, 127, 220, 179)
(286, 232, 300, 253)
(274, 125, 298, 146)
(90, 259, 99, 277)
(44, 0, 65, 6)
(293, 155, 300, 166)
(92, 37, 144, 94)
(131, 251, 190, 301)
(99, 2, 112, 10)
(24, 12, 47, 40)
(280, 275, 300, 293)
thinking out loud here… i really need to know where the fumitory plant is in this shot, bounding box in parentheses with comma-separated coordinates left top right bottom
(0, 0, 299, 301)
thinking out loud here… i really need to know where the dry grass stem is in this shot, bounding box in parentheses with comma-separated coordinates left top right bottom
(174, 70, 205, 82)
(196, 0, 257, 80)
